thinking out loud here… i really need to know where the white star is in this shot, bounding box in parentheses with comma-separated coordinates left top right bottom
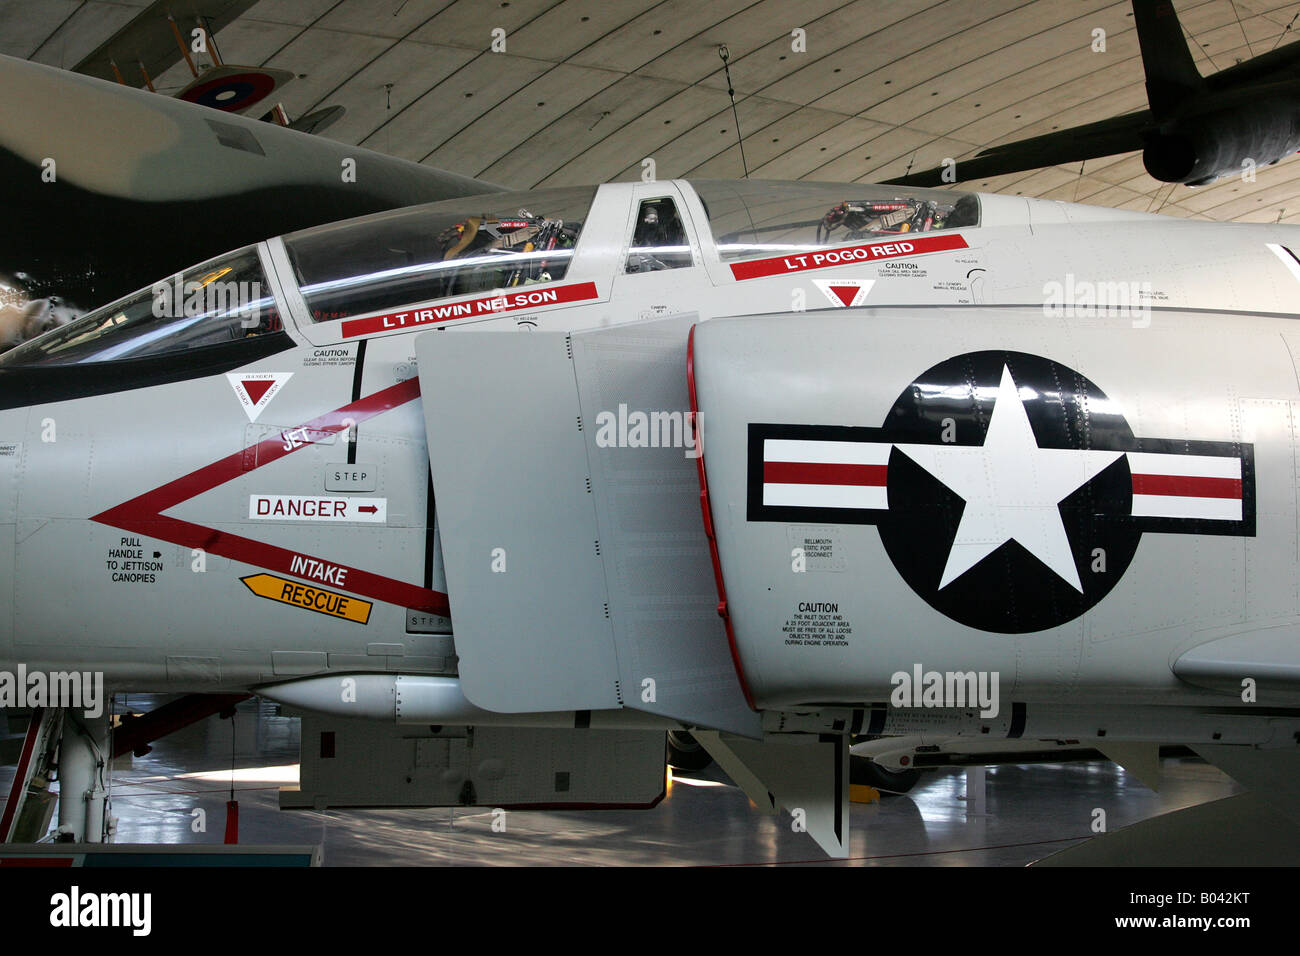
(895, 365, 1121, 592)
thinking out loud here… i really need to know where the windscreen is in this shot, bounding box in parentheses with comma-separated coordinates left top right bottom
(689, 179, 979, 261)
(283, 186, 597, 322)
(0, 247, 280, 367)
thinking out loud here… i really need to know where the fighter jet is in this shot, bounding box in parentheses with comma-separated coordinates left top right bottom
(2, 176, 1299, 860)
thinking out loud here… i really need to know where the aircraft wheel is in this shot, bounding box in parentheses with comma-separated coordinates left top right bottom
(850, 754, 922, 794)
(667, 731, 713, 772)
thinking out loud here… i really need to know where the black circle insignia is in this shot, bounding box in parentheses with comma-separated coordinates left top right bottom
(874, 351, 1139, 633)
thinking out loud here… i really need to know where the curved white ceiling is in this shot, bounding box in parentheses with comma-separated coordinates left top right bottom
(4, 0, 1298, 222)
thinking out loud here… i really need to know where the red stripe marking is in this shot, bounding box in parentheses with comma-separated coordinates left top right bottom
(730, 233, 968, 280)
(340, 281, 599, 339)
(0, 857, 76, 867)
(0, 707, 44, 842)
(1131, 473, 1242, 500)
(687, 325, 755, 711)
(91, 378, 450, 616)
(763, 461, 887, 486)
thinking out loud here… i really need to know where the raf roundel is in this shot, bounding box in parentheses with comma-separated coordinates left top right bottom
(749, 350, 1256, 633)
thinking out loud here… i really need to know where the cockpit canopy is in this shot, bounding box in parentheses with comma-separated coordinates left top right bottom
(688, 179, 978, 261)
(283, 186, 597, 323)
(0, 179, 980, 370)
(0, 246, 279, 367)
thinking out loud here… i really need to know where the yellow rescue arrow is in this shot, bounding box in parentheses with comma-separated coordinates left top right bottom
(241, 573, 372, 625)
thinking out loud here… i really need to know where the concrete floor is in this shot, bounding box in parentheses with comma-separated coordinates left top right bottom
(2, 696, 1244, 865)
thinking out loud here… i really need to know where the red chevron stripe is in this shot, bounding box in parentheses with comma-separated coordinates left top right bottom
(91, 377, 449, 616)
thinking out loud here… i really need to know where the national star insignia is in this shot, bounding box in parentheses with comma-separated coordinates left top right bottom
(894, 365, 1122, 592)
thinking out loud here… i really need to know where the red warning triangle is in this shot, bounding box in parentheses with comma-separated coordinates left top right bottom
(827, 285, 859, 307)
(226, 371, 292, 421)
(241, 379, 276, 406)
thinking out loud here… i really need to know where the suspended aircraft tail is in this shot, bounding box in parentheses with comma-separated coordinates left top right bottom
(1133, 0, 1205, 116)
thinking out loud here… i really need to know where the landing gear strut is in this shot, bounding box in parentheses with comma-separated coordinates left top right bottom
(55, 711, 111, 843)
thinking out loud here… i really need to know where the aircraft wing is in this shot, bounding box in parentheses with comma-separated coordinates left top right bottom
(0, 54, 500, 314)
(885, 110, 1151, 188)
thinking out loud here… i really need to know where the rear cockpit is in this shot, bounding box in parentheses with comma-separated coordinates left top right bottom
(687, 179, 979, 261)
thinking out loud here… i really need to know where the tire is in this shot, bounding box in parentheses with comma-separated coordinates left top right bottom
(667, 731, 713, 772)
(850, 754, 922, 794)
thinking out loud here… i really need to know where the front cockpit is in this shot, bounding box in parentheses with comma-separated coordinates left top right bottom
(282, 186, 597, 325)
(0, 246, 283, 369)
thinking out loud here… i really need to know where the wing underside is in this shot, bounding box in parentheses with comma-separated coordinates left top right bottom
(886, 111, 1151, 188)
